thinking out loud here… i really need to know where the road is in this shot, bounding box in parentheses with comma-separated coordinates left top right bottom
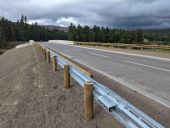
(42, 41, 170, 107)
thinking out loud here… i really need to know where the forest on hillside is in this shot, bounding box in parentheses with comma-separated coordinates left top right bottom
(68, 23, 170, 45)
(0, 15, 68, 48)
(69, 23, 143, 44)
(1, 15, 170, 49)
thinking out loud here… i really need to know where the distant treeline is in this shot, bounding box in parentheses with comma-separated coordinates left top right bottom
(68, 23, 143, 44)
(0, 15, 68, 48)
(143, 30, 170, 44)
(1, 15, 170, 49)
(68, 23, 170, 45)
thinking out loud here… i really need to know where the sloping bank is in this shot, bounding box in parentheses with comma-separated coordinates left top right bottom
(0, 45, 121, 128)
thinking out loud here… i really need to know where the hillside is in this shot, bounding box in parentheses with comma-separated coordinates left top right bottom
(41, 25, 68, 32)
(144, 28, 170, 34)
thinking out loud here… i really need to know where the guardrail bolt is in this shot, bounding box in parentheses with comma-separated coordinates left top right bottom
(46, 51, 50, 63)
(84, 81, 93, 121)
(64, 65, 70, 88)
(52, 56, 57, 72)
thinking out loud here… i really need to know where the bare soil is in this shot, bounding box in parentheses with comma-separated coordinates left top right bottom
(0, 46, 122, 128)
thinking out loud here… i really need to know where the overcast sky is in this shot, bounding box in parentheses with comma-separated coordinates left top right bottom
(0, 0, 170, 29)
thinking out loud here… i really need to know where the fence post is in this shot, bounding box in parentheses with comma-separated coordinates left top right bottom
(84, 81, 93, 121)
(46, 51, 50, 63)
(52, 56, 57, 72)
(64, 65, 70, 88)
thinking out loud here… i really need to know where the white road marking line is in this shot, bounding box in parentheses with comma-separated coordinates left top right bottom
(43, 42, 170, 107)
(125, 60, 170, 72)
(74, 58, 170, 108)
(55, 43, 170, 62)
(87, 52, 109, 58)
(73, 49, 82, 52)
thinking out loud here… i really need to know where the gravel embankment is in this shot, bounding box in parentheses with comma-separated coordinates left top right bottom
(0, 45, 122, 128)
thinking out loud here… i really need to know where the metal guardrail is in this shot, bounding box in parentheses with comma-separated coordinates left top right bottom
(48, 47, 92, 77)
(74, 42, 170, 51)
(38, 42, 164, 128)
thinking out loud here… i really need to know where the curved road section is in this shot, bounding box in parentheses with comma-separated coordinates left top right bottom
(42, 41, 170, 108)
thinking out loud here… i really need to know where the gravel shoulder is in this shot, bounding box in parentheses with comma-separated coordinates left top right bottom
(0, 45, 122, 128)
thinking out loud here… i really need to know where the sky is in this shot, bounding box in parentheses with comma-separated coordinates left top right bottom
(0, 0, 170, 29)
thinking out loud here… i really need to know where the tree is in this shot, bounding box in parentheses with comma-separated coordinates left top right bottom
(68, 23, 76, 41)
(136, 29, 143, 43)
(89, 29, 95, 42)
(83, 26, 90, 42)
(100, 27, 106, 42)
(76, 24, 83, 41)
(24, 16, 27, 24)
(93, 25, 100, 42)
(0, 15, 68, 46)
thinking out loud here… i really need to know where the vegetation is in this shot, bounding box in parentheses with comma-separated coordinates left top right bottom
(68, 23, 170, 45)
(1, 15, 170, 51)
(69, 23, 143, 44)
(0, 15, 68, 48)
(143, 29, 170, 45)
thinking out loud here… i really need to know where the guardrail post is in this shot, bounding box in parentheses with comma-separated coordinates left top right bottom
(38, 44, 40, 50)
(52, 56, 57, 72)
(64, 65, 70, 88)
(41, 46, 43, 52)
(38, 44, 40, 51)
(34, 43, 37, 50)
(84, 81, 93, 121)
(46, 51, 50, 63)
(37, 44, 40, 51)
(44, 49, 46, 60)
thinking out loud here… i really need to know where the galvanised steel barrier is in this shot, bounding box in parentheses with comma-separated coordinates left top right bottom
(74, 42, 170, 51)
(38, 42, 164, 128)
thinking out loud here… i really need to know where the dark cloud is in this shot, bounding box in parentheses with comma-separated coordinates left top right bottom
(0, 0, 170, 28)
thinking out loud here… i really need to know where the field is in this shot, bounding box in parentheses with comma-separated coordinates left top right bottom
(74, 42, 170, 52)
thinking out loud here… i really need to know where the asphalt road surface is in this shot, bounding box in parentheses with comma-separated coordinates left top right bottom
(42, 41, 170, 107)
